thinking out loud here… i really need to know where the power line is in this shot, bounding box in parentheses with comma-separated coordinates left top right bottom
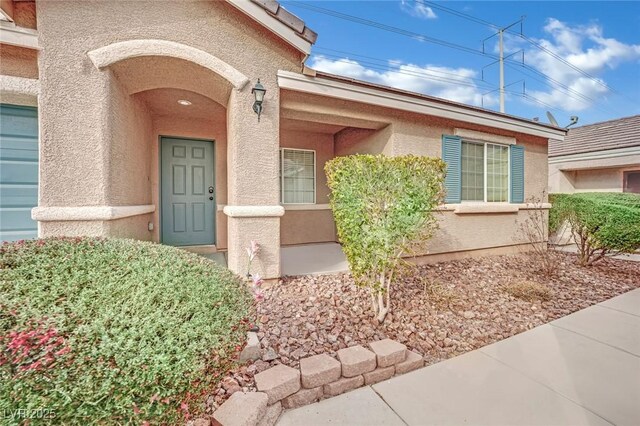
(423, 0, 624, 98)
(314, 47, 495, 88)
(285, 1, 615, 113)
(311, 52, 496, 91)
(284, 1, 497, 59)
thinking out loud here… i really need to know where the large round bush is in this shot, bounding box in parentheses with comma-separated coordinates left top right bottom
(0, 237, 253, 424)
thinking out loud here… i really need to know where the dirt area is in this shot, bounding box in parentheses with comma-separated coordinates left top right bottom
(206, 251, 640, 412)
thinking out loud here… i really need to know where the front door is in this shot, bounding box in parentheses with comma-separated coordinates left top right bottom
(161, 137, 215, 246)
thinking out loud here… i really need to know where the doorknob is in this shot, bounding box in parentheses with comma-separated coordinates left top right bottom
(208, 186, 214, 194)
(209, 196, 214, 201)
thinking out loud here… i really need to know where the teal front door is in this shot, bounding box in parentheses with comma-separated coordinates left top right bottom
(161, 137, 215, 246)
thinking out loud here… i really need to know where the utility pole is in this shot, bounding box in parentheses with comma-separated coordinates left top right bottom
(482, 17, 525, 114)
(499, 29, 505, 113)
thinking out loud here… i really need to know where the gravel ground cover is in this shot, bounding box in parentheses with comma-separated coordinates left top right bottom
(206, 251, 640, 413)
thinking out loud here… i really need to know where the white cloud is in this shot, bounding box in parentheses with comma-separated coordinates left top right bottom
(507, 18, 640, 111)
(309, 56, 496, 107)
(400, 0, 437, 20)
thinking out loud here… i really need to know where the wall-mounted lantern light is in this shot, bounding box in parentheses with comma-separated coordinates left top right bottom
(251, 79, 266, 122)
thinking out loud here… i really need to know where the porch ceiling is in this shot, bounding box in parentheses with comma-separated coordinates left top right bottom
(281, 106, 387, 131)
(135, 88, 225, 122)
(110, 56, 232, 107)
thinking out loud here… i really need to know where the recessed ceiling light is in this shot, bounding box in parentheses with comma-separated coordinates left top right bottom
(177, 99, 192, 106)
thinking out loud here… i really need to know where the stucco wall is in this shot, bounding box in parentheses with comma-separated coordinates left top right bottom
(35, 0, 307, 277)
(549, 162, 640, 194)
(282, 90, 551, 254)
(0, 44, 38, 79)
(280, 129, 336, 245)
(334, 125, 393, 156)
(106, 74, 153, 206)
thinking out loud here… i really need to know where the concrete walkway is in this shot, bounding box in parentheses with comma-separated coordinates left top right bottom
(278, 289, 640, 426)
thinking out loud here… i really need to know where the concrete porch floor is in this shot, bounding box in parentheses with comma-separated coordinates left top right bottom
(278, 288, 640, 425)
(188, 243, 349, 276)
(281, 243, 349, 276)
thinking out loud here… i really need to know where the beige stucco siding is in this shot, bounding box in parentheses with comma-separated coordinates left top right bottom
(35, 0, 305, 276)
(282, 90, 550, 253)
(0, 44, 38, 79)
(549, 150, 640, 193)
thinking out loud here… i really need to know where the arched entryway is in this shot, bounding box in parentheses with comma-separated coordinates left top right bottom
(85, 40, 248, 250)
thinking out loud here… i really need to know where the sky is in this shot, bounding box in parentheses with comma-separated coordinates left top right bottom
(281, 1, 640, 126)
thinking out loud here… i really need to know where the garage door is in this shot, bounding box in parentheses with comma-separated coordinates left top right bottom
(0, 104, 38, 242)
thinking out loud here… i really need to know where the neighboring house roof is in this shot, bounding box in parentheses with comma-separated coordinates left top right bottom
(549, 114, 640, 157)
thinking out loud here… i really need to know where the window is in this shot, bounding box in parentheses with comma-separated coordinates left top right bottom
(624, 171, 640, 194)
(280, 148, 315, 204)
(461, 141, 509, 202)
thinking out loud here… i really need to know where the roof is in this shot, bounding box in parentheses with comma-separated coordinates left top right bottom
(314, 71, 564, 134)
(278, 70, 567, 140)
(248, 0, 317, 44)
(549, 114, 640, 157)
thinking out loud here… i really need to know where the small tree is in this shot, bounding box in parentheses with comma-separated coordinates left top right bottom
(325, 154, 446, 323)
(515, 190, 558, 275)
(550, 192, 640, 266)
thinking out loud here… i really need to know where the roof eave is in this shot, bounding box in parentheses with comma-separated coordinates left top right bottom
(278, 70, 566, 140)
(225, 0, 313, 56)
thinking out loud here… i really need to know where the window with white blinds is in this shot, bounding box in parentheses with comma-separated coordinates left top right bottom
(280, 148, 316, 204)
(461, 141, 509, 202)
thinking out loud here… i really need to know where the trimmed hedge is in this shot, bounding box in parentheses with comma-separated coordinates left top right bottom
(325, 154, 446, 323)
(0, 238, 253, 424)
(550, 192, 640, 265)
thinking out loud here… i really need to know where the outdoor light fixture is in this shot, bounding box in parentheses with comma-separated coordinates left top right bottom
(251, 79, 266, 121)
(177, 99, 192, 106)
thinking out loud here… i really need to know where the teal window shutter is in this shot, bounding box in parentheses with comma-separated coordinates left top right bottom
(510, 145, 525, 203)
(441, 135, 462, 203)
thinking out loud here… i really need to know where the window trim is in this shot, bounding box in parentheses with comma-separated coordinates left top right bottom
(279, 147, 317, 205)
(461, 139, 511, 203)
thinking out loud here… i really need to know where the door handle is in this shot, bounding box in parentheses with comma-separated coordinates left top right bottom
(209, 196, 214, 201)
(208, 186, 214, 194)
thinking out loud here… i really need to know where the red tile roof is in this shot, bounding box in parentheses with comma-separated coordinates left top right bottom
(249, 0, 318, 44)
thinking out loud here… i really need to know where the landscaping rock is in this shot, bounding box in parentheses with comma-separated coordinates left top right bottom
(395, 350, 424, 375)
(239, 332, 261, 363)
(254, 364, 300, 404)
(323, 375, 364, 397)
(257, 402, 282, 426)
(363, 365, 395, 385)
(212, 392, 267, 426)
(262, 348, 278, 362)
(368, 339, 407, 367)
(281, 386, 323, 409)
(210, 251, 640, 410)
(337, 345, 376, 377)
(299, 354, 341, 388)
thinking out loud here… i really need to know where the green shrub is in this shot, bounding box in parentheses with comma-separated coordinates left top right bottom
(325, 154, 446, 323)
(0, 237, 253, 424)
(550, 192, 640, 265)
(503, 281, 553, 302)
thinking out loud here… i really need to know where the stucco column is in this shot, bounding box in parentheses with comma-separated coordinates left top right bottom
(225, 78, 283, 279)
(35, 0, 111, 237)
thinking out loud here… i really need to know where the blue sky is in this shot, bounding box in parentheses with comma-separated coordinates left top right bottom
(282, 1, 640, 126)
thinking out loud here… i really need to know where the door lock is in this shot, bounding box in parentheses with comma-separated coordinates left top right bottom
(209, 196, 214, 201)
